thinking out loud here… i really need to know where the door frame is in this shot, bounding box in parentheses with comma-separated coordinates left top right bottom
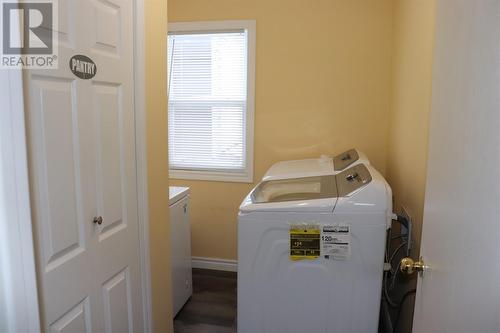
(0, 69, 41, 333)
(0, 0, 153, 331)
(133, 0, 153, 332)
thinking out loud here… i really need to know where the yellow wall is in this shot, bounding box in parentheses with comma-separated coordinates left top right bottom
(387, 0, 436, 258)
(386, 1, 436, 332)
(145, 1, 173, 332)
(169, 0, 394, 260)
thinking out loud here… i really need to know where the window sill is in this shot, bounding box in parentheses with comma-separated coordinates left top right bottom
(169, 169, 253, 183)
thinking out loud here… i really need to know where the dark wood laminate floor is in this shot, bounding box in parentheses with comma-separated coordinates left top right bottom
(174, 268, 388, 333)
(174, 268, 237, 333)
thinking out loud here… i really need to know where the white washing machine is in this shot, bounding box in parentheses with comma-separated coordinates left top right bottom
(262, 148, 369, 181)
(238, 164, 391, 333)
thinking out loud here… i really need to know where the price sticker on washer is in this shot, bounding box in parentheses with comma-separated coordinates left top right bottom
(322, 224, 351, 260)
(289, 224, 321, 261)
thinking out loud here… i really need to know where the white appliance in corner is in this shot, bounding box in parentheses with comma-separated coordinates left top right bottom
(238, 164, 392, 333)
(262, 148, 370, 181)
(169, 186, 192, 317)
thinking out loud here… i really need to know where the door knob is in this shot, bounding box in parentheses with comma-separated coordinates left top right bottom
(93, 216, 103, 225)
(400, 256, 428, 276)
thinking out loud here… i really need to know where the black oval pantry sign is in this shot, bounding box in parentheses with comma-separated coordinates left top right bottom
(69, 55, 97, 79)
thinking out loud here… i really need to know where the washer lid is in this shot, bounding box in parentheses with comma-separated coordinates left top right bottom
(240, 175, 338, 212)
(262, 157, 334, 181)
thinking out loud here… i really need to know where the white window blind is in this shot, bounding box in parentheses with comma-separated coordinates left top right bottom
(168, 30, 249, 176)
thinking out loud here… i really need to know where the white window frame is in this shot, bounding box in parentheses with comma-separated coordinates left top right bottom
(167, 20, 256, 183)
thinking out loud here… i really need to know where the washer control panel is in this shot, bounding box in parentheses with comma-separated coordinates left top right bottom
(336, 164, 372, 197)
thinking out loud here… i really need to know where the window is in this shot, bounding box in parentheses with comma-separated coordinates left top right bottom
(167, 21, 256, 183)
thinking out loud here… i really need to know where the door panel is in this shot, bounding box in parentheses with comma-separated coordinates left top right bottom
(92, 0, 121, 56)
(29, 78, 84, 270)
(102, 268, 133, 333)
(87, 1, 142, 332)
(25, 0, 142, 331)
(49, 298, 92, 333)
(93, 83, 126, 240)
(413, 1, 500, 332)
(55, 1, 74, 47)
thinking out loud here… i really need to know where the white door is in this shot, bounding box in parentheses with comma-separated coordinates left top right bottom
(25, 1, 143, 332)
(412, 1, 500, 332)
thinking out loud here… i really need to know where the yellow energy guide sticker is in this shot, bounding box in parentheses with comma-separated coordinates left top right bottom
(290, 225, 321, 260)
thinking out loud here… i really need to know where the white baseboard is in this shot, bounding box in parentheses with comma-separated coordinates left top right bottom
(191, 256, 238, 272)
